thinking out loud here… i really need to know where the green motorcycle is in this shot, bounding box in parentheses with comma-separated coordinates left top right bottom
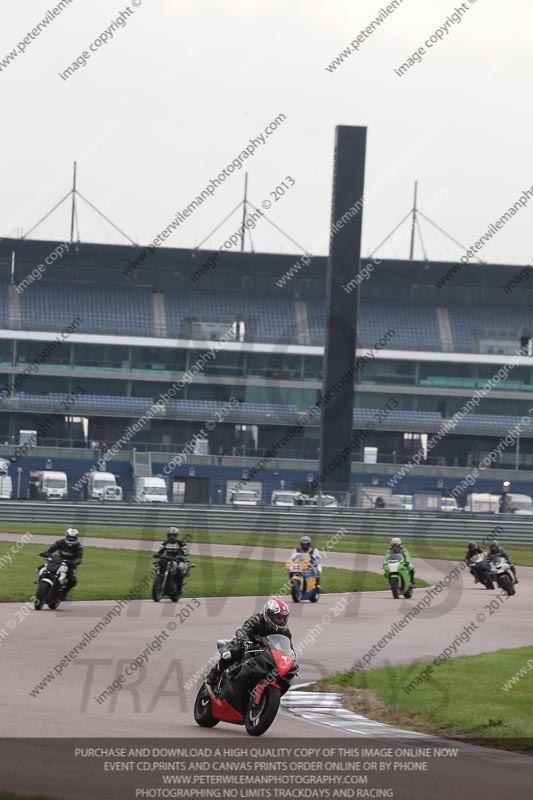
(383, 553, 413, 599)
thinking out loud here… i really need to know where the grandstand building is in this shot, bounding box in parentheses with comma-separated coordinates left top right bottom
(1, 236, 533, 503)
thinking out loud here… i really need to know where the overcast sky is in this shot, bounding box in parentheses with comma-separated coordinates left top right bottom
(1, 0, 532, 266)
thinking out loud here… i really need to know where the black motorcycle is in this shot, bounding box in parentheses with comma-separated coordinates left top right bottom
(194, 634, 299, 736)
(34, 554, 69, 610)
(468, 553, 494, 589)
(152, 555, 193, 602)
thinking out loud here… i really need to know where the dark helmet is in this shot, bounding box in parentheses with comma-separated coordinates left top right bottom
(167, 526, 180, 543)
(65, 528, 79, 546)
(489, 541, 500, 555)
(467, 541, 478, 551)
(300, 536, 312, 552)
(263, 597, 290, 634)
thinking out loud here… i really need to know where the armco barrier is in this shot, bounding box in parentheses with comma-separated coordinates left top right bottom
(0, 501, 531, 544)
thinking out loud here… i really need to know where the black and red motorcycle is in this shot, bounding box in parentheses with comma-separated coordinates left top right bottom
(194, 634, 298, 736)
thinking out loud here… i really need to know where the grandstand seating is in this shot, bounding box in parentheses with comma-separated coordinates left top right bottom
(20, 282, 154, 336)
(307, 298, 442, 350)
(10, 281, 533, 354)
(447, 303, 533, 353)
(164, 289, 298, 343)
(0, 282, 9, 328)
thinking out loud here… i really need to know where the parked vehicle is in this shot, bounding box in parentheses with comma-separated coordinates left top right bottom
(465, 492, 533, 515)
(294, 493, 338, 508)
(391, 494, 413, 510)
(0, 473, 12, 499)
(505, 494, 533, 515)
(382, 496, 404, 510)
(101, 485, 123, 501)
(37, 471, 68, 501)
(87, 471, 117, 500)
(285, 553, 320, 603)
(34, 555, 68, 610)
(194, 634, 298, 736)
(271, 490, 300, 507)
(490, 555, 517, 596)
(383, 553, 413, 599)
(467, 553, 494, 589)
(229, 490, 260, 506)
(152, 554, 193, 602)
(134, 476, 168, 503)
(441, 497, 460, 512)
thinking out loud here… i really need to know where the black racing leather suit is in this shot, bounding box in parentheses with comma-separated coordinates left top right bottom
(155, 538, 189, 592)
(207, 612, 293, 686)
(40, 539, 83, 596)
(488, 546, 517, 581)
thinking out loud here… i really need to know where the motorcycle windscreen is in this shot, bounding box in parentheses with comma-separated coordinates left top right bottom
(265, 635, 295, 677)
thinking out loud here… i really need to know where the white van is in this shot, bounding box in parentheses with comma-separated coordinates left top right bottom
(229, 490, 260, 506)
(506, 493, 533, 515)
(391, 494, 413, 510)
(134, 476, 168, 503)
(441, 497, 460, 512)
(87, 471, 117, 500)
(38, 471, 68, 500)
(271, 490, 300, 507)
(0, 474, 12, 499)
(294, 493, 339, 508)
(465, 492, 533, 515)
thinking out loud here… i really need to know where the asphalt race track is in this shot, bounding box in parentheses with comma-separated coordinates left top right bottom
(0, 534, 532, 798)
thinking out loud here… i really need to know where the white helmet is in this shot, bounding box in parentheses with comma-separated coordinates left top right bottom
(391, 537, 402, 550)
(65, 528, 79, 545)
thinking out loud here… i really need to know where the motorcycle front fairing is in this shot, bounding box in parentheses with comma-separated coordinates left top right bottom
(214, 635, 297, 716)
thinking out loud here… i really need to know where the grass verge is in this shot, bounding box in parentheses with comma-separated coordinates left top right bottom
(317, 646, 533, 751)
(0, 543, 386, 603)
(1, 523, 531, 565)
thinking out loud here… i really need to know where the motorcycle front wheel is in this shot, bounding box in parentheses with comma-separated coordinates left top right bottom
(499, 575, 515, 596)
(290, 577, 302, 603)
(193, 685, 219, 727)
(152, 576, 164, 602)
(34, 582, 50, 610)
(245, 686, 280, 736)
(389, 576, 400, 599)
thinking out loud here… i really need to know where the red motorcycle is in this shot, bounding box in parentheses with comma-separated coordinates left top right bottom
(194, 634, 298, 736)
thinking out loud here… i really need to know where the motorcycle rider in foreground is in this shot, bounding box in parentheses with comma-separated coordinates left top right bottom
(39, 528, 83, 600)
(206, 598, 292, 687)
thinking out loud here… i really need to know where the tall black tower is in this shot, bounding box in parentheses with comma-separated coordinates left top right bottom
(318, 125, 367, 490)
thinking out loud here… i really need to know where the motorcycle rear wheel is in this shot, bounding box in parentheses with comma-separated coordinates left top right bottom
(34, 582, 49, 610)
(309, 587, 320, 602)
(152, 576, 164, 602)
(389, 576, 400, 599)
(193, 685, 219, 727)
(245, 686, 280, 736)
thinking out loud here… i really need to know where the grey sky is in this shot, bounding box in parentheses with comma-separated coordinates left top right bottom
(1, 0, 532, 265)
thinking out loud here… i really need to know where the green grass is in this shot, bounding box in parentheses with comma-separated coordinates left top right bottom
(320, 647, 533, 750)
(0, 543, 386, 603)
(2, 522, 532, 566)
